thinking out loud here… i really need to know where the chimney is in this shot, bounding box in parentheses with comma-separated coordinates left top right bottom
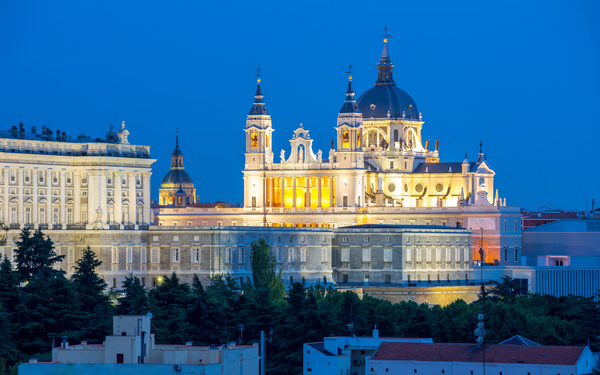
(61, 336, 68, 349)
(372, 325, 379, 340)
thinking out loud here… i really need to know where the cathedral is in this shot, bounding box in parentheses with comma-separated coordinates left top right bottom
(156, 36, 521, 266)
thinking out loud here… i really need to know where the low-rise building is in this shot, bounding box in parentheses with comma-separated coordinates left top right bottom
(367, 341, 597, 375)
(303, 329, 432, 375)
(19, 315, 259, 375)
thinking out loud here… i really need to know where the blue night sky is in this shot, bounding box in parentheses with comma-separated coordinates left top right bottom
(1, 1, 598, 211)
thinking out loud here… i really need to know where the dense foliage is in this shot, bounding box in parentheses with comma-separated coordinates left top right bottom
(0, 231, 599, 375)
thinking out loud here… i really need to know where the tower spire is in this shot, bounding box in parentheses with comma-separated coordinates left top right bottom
(339, 63, 359, 113)
(376, 25, 395, 86)
(170, 132, 184, 169)
(249, 66, 269, 115)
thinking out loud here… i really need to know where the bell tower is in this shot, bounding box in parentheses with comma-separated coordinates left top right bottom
(335, 72, 364, 168)
(245, 72, 274, 169)
(243, 71, 274, 212)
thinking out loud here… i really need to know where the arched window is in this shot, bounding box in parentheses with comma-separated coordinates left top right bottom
(393, 129, 399, 142)
(250, 132, 258, 148)
(342, 130, 349, 148)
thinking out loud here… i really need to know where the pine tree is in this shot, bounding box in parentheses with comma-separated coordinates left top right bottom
(116, 276, 150, 315)
(0, 256, 20, 316)
(250, 238, 284, 301)
(71, 246, 109, 313)
(13, 228, 64, 282)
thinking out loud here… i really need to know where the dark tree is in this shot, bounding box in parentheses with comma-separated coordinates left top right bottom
(250, 238, 285, 301)
(71, 246, 109, 313)
(117, 276, 150, 315)
(13, 228, 64, 282)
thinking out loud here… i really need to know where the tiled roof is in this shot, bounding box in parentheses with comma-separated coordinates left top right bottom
(371, 342, 584, 366)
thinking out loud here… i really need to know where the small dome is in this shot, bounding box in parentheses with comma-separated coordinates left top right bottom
(356, 85, 419, 120)
(161, 169, 194, 185)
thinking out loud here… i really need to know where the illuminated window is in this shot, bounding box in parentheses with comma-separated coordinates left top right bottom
(250, 132, 258, 148)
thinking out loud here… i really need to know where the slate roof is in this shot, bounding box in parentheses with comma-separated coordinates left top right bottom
(306, 342, 339, 356)
(371, 342, 585, 366)
(413, 162, 475, 173)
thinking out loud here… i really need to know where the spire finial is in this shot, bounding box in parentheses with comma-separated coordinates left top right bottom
(479, 141, 483, 154)
(346, 63, 354, 80)
(381, 25, 392, 43)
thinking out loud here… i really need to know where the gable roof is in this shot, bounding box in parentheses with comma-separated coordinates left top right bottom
(371, 342, 584, 366)
(499, 335, 540, 346)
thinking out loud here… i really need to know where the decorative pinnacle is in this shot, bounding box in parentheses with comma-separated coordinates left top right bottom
(381, 25, 392, 43)
(254, 66, 262, 83)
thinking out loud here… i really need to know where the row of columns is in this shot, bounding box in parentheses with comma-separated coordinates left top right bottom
(264, 176, 336, 208)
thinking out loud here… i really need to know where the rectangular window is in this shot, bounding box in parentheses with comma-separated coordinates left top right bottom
(416, 247, 422, 262)
(342, 274, 348, 283)
(300, 247, 307, 263)
(151, 247, 159, 264)
(126, 246, 133, 264)
(171, 248, 180, 263)
(276, 247, 282, 263)
(362, 247, 371, 262)
(390, 161, 394, 169)
(384, 247, 392, 262)
(464, 247, 469, 263)
(226, 247, 232, 264)
(446, 247, 451, 262)
(514, 248, 519, 262)
(406, 247, 412, 262)
(341, 247, 349, 262)
(436, 247, 441, 262)
(112, 247, 119, 264)
(342, 195, 348, 207)
(514, 220, 518, 231)
(455, 247, 460, 262)
(504, 247, 508, 262)
(192, 247, 200, 263)
(68, 247, 74, 264)
(238, 247, 245, 264)
(141, 247, 147, 264)
(321, 246, 327, 263)
(288, 247, 294, 263)
(426, 247, 431, 262)
(504, 220, 507, 231)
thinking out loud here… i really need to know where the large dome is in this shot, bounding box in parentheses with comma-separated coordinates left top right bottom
(356, 85, 419, 120)
(356, 38, 420, 121)
(161, 169, 194, 185)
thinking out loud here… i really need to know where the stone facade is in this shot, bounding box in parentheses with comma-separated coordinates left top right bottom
(0, 121, 154, 230)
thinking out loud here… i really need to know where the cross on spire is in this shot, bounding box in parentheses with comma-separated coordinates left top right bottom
(381, 25, 392, 42)
(254, 66, 262, 82)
